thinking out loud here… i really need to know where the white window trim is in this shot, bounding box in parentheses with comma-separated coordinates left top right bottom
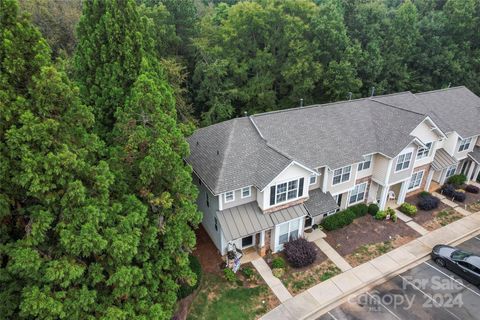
(241, 186, 251, 199)
(458, 137, 472, 152)
(275, 217, 302, 252)
(225, 191, 235, 203)
(349, 182, 367, 205)
(408, 170, 424, 191)
(395, 152, 413, 173)
(309, 174, 317, 185)
(332, 165, 352, 185)
(271, 177, 303, 206)
(357, 155, 372, 171)
(416, 142, 432, 160)
(445, 164, 457, 179)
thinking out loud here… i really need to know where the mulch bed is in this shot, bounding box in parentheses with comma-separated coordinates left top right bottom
(405, 194, 450, 227)
(192, 225, 224, 273)
(324, 215, 420, 257)
(264, 242, 328, 272)
(452, 187, 480, 211)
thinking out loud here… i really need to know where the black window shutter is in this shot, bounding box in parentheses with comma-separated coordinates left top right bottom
(270, 185, 276, 205)
(298, 178, 304, 197)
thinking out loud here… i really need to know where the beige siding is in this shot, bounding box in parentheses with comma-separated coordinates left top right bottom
(411, 120, 440, 144)
(222, 187, 257, 210)
(372, 154, 390, 183)
(389, 144, 417, 184)
(327, 164, 357, 195)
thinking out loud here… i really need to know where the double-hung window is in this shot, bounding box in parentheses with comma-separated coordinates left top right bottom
(395, 152, 412, 172)
(416, 142, 432, 160)
(270, 178, 304, 206)
(458, 137, 472, 152)
(446, 165, 457, 178)
(358, 155, 372, 171)
(225, 191, 234, 202)
(241, 187, 251, 198)
(349, 182, 367, 204)
(332, 166, 351, 185)
(408, 171, 424, 190)
(309, 174, 317, 185)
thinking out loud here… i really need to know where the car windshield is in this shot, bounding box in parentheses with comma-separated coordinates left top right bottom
(451, 250, 472, 261)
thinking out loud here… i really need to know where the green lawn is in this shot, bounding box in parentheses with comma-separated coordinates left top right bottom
(188, 272, 273, 320)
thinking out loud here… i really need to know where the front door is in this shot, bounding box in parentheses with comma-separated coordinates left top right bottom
(334, 194, 343, 212)
(461, 160, 471, 176)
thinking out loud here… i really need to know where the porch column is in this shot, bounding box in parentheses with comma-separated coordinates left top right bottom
(474, 164, 480, 182)
(379, 185, 389, 210)
(467, 161, 476, 181)
(425, 169, 434, 191)
(259, 230, 265, 247)
(397, 180, 408, 205)
(258, 230, 267, 256)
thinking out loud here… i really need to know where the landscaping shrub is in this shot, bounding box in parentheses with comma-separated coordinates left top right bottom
(272, 268, 284, 278)
(368, 203, 379, 216)
(223, 268, 237, 283)
(466, 185, 480, 194)
(272, 257, 286, 269)
(283, 238, 317, 268)
(321, 209, 355, 231)
(419, 191, 431, 198)
(350, 203, 368, 218)
(453, 190, 466, 202)
(447, 174, 467, 187)
(241, 267, 254, 279)
(375, 210, 387, 220)
(178, 255, 202, 299)
(387, 208, 397, 222)
(399, 203, 417, 216)
(417, 194, 440, 210)
(441, 184, 456, 198)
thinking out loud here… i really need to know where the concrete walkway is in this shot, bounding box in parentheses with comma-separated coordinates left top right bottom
(251, 257, 292, 303)
(261, 211, 480, 320)
(395, 209, 429, 235)
(314, 239, 352, 272)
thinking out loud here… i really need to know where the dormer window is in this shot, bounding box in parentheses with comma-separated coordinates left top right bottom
(357, 155, 372, 171)
(416, 142, 432, 160)
(225, 191, 234, 203)
(458, 137, 472, 152)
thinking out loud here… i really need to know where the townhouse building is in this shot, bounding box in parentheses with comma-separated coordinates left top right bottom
(186, 87, 480, 257)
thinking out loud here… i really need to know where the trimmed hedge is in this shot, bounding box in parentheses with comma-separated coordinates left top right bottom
(350, 203, 368, 218)
(453, 191, 466, 202)
(375, 210, 387, 220)
(321, 209, 355, 231)
(284, 238, 317, 268)
(466, 185, 480, 194)
(417, 194, 440, 210)
(178, 255, 202, 299)
(442, 184, 467, 202)
(368, 203, 379, 216)
(447, 174, 467, 187)
(399, 203, 417, 216)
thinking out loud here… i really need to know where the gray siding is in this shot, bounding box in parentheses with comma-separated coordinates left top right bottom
(193, 173, 222, 253)
(222, 187, 257, 210)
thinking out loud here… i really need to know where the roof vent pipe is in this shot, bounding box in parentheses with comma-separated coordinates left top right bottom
(348, 92, 352, 100)
(217, 150, 219, 155)
(300, 98, 304, 107)
(244, 111, 248, 117)
(370, 87, 375, 97)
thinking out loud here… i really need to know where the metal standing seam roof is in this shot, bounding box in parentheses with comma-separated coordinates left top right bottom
(468, 146, 480, 164)
(431, 148, 458, 171)
(217, 203, 307, 241)
(303, 189, 339, 217)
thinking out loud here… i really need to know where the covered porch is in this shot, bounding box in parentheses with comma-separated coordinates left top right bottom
(466, 146, 480, 182)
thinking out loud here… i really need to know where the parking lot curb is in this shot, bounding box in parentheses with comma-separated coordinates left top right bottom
(300, 219, 480, 320)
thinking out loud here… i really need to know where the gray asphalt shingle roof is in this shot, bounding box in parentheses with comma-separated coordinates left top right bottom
(187, 87, 480, 195)
(304, 189, 339, 217)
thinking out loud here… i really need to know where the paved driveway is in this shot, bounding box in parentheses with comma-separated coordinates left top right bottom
(317, 236, 480, 320)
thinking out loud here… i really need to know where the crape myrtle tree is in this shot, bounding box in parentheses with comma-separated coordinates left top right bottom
(1, 0, 201, 318)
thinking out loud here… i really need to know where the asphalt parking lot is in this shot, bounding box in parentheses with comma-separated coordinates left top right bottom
(317, 236, 480, 320)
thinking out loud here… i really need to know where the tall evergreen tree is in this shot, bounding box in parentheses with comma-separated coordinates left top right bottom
(74, 0, 143, 137)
